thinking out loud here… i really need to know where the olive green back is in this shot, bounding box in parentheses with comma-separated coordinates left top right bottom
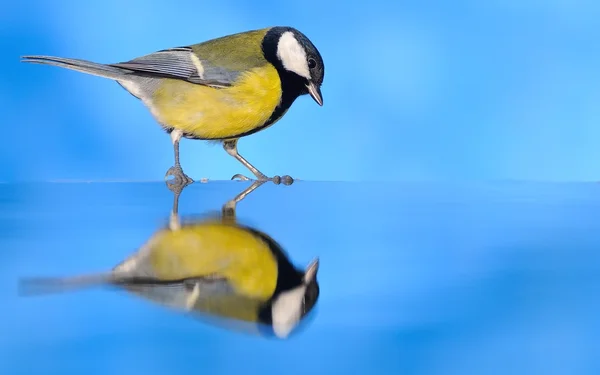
(190, 28, 271, 72)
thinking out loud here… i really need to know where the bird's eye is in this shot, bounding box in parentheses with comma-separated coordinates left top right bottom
(308, 58, 317, 69)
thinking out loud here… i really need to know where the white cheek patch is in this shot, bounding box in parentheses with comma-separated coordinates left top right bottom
(271, 285, 306, 338)
(277, 31, 310, 79)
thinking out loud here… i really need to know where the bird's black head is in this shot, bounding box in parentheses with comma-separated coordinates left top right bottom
(256, 257, 320, 339)
(262, 26, 325, 106)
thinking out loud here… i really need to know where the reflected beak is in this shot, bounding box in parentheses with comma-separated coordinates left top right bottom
(306, 82, 323, 106)
(304, 257, 319, 283)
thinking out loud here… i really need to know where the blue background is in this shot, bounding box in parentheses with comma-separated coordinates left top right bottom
(2, 0, 600, 182)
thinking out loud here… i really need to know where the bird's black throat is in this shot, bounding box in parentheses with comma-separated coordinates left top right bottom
(226, 28, 310, 139)
(227, 72, 306, 139)
(253, 27, 311, 131)
(243, 226, 306, 326)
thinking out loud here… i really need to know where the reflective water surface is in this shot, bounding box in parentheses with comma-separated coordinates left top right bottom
(1, 181, 599, 374)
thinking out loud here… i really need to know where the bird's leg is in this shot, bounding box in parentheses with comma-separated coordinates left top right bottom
(165, 153, 195, 231)
(222, 139, 294, 185)
(165, 129, 194, 192)
(222, 179, 267, 224)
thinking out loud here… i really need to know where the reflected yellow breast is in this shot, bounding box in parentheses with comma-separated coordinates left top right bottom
(151, 65, 282, 139)
(147, 223, 279, 300)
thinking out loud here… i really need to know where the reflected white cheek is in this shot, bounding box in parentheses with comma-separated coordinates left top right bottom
(271, 285, 306, 338)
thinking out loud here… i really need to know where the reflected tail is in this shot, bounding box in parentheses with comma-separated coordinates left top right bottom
(18, 273, 113, 296)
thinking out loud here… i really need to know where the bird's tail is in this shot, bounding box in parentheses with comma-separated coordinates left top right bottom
(18, 272, 114, 296)
(21, 55, 129, 80)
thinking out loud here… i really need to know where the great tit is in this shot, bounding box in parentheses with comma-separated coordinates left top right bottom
(21, 26, 325, 187)
(19, 180, 320, 339)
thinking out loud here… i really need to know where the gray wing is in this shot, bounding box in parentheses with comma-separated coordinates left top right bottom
(123, 279, 267, 337)
(110, 47, 241, 88)
(121, 277, 234, 309)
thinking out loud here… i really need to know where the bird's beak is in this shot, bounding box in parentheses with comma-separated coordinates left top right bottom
(306, 82, 323, 106)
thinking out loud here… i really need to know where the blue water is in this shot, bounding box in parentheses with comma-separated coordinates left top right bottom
(1, 181, 599, 374)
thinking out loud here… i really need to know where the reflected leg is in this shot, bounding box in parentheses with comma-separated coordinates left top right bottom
(222, 179, 267, 223)
(185, 282, 200, 310)
(165, 165, 193, 231)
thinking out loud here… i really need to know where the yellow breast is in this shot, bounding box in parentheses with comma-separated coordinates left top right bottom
(150, 65, 283, 139)
(146, 223, 279, 300)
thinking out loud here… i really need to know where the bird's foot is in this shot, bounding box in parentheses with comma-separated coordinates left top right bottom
(231, 173, 294, 186)
(165, 165, 194, 194)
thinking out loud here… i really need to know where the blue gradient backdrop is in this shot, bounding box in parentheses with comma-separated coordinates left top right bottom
(2, 1, 600, 182)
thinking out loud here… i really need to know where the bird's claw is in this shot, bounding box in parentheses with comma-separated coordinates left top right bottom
(230, 174, 294, 186)
(231, 173, 253, 181)
(165, 165, 194, 183)
(272, 175, 295, 185)
(165, 166, 194, 194)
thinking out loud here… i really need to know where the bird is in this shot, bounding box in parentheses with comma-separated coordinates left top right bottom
(18, 179, 321, 339)
(21, 26, 325, 187)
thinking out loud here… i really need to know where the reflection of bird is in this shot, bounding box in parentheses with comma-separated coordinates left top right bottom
(19, 180, 320, 339)
(21, 26, 325, 187)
